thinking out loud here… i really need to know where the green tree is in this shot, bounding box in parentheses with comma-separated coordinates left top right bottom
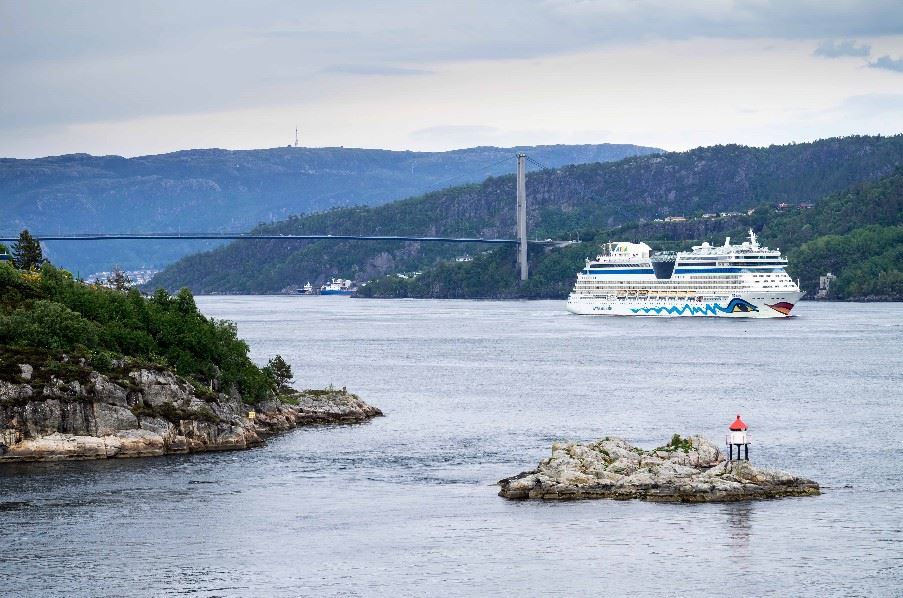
(0, 299, 100, 350)
(263, 354, 294, 390)
(12, 229, 44, 270)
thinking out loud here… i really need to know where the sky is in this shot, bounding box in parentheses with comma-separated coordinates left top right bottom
(1, 0, 902, 158)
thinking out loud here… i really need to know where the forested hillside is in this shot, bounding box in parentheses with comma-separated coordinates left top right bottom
(149, 135, 903, 294)
(2, 143, 657, 274)
(359, 168, 903, 301)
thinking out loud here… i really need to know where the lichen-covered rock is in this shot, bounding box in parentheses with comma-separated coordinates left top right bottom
(498, 435, 820, 502)
(0, 366, 381, 463)
(94, 403, 139, 436)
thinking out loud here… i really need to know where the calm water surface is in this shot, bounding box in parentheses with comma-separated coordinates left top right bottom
(2, 298, 902, 596)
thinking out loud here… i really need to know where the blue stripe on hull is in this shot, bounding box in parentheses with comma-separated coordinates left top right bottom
(629, 298, 759, 315)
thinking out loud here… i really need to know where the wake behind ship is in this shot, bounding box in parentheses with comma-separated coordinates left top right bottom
(566, 230, 804, 318)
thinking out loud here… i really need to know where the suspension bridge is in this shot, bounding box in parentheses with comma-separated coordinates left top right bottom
(2, 154, 567, 280)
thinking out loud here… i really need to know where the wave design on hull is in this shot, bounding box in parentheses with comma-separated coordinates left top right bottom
(630, 298, 759, 315)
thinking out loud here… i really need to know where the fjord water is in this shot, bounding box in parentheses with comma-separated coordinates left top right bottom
(2, 299, 902, 596)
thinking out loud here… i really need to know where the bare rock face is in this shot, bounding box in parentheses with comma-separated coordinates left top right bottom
(498, 435, 820, 502)
(0, 366, 381, 463)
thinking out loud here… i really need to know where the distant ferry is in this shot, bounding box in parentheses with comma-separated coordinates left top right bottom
(566, 230, 804, 318)
(318, 278, 356, 296)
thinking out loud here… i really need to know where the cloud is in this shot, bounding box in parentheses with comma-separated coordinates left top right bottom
(837, 93, 903, 114)
(2, 1, 903, 156)
(813, 39, 871, 58)
(868, 55, 903, 73)
(321, 64, 432, 76)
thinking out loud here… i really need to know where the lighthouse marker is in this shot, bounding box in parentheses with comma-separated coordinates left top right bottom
(727, 414, 750, 461)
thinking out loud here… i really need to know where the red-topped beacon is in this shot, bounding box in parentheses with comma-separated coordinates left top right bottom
(726, 414, 750, 461)
(729, 415, 748, 431)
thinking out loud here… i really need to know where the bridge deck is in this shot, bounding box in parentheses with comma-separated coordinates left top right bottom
(0, 233, 558, 245)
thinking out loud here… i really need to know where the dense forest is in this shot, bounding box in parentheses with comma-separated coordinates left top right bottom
(1, 143, 658, 274)
(0, 262, 285, 403)
(150, 135, 903, 294)
(359, 168, 903, 301)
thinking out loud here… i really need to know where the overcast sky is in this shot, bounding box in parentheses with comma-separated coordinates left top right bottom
(2, 0, 902, 158)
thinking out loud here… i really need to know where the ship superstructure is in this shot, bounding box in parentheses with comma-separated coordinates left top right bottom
(566, 230, 804, 317)
(319, 278, 356, 296)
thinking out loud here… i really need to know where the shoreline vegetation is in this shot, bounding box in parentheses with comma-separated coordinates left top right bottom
(0, 261, 381, 463)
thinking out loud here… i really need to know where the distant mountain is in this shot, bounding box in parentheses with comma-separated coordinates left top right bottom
(148, 134, 903, 294)
(0, 143, 661, 274)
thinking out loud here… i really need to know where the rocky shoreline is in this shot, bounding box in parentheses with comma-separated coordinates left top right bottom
(498, 435, 820, 502)
(0, 364, 381, 463)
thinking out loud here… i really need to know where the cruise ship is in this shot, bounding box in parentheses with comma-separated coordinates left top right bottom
(566, 230, 804, 317)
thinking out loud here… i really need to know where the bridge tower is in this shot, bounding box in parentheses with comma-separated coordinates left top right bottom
(516, 153, 528, 281)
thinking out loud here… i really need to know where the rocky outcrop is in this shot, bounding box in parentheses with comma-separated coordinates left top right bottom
(498, 435, 820, 502)
(0, 365, 381, 463)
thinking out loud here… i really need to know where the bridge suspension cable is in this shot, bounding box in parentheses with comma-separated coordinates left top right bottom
(0, 233, 557, 245)
(525, 155, 552, 171)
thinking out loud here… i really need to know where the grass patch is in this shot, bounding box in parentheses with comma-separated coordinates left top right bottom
(656, 433, 694, 453)
(278, 393, 299, 406)
(305, 389, 338, 397)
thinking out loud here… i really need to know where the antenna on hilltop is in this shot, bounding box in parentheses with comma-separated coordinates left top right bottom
(294, 126, 299, 148)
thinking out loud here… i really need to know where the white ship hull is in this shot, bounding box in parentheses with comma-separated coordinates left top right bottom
(566, 291, 805, 318)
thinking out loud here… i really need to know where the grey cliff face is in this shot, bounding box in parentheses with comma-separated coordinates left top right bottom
(498, 436, 820, 502)
(0, 366, 381, 463)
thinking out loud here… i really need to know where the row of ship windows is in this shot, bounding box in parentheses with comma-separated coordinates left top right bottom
(576, 281, 780, 287)
(575, 287, 793, 293)
(681, 255, 777, 260)
(577, 283, 746, 287)
(589, 263, 786, 268)
(577, 280, 748, 289)
(574, 286, 748, 293)
(577, 280, 740, 289)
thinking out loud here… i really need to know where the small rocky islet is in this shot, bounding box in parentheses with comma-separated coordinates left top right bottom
(498, 435, 820, 502)
(0, 360, 381, 463)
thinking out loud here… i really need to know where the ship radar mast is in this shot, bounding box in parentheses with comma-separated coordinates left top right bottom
(749, 229, 758, 249)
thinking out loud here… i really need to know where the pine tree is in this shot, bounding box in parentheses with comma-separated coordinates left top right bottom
(263, 354, 294, 390)
(12, 229, 43, 270)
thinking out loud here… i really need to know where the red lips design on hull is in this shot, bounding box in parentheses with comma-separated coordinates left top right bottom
(767, 302, 795, 315)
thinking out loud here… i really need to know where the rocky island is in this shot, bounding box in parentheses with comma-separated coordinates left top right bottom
(0, 260, 381, 463)
(498, 435, 820, 502)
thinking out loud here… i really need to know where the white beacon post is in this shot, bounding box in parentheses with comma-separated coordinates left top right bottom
(727, 414, 750, 461)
